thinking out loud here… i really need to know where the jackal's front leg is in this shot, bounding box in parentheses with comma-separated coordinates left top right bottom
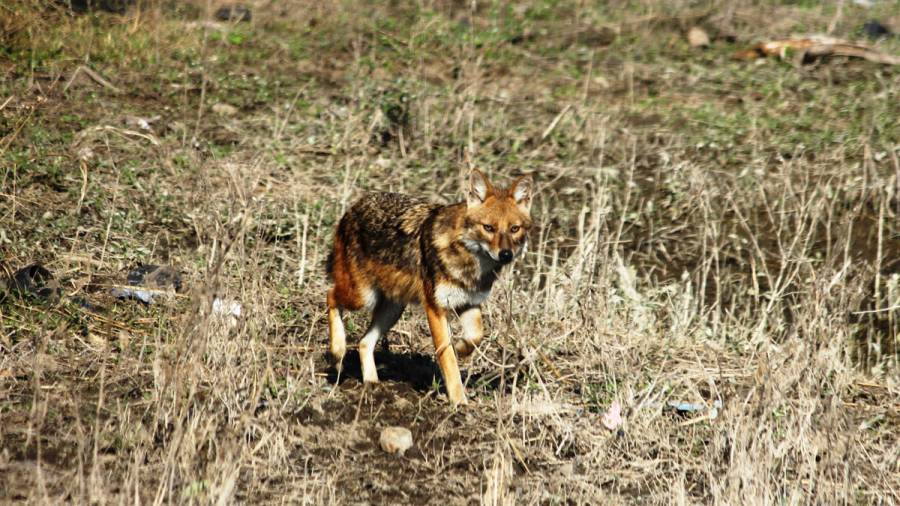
(424, 302, 467, 406)
(454, 306, 483, 359)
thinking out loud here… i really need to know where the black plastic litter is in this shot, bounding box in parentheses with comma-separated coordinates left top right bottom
(113, 265, 182, 304)
(9, 264, 61, 302)
(215, 4, 252, 22)
(862, 21, 893, 40)
(126, 264, 183, 292)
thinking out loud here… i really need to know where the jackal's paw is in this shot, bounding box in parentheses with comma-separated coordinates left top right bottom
(362, 369, 380, 384)
(454, 339, 476, 359)
(329, 345, 346, 365)
(450, 393, 469, 408)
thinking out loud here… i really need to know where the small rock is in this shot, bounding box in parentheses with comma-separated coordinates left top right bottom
(117, 330, 132, 350)
(379, 427, 413, 456)
(88, 332, 108, 351)
(215, 4, 251, 22)
(211, 103, 238, 116)
(76, 145, 95, 162)
(688, 27, 710, 48)
(392, 397, 413, 410)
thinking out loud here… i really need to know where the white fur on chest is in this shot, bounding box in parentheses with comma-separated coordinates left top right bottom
(434, 282, 491, 310)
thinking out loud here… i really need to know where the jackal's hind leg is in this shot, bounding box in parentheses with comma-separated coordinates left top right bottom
(327, 289, 347, 372)
(359, 297, 405, 384)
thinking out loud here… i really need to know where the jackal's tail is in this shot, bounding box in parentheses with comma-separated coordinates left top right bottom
(325, 250, 335, 279)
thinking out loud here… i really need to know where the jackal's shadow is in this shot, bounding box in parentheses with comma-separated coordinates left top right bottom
(324, 350, 443, 392)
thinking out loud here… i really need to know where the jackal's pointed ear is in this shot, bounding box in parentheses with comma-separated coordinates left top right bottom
(467, 169, 493, 208)
(510, 174, 533, 213)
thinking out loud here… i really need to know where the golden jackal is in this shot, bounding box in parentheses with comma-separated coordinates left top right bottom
(326, 170, 533, 406)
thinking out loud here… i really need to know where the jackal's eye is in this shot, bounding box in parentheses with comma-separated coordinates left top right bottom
(510, 225, 521, 233)
(482, 224, 495, 233)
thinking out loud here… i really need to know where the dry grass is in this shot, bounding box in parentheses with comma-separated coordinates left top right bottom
(1, 0, 898, 503)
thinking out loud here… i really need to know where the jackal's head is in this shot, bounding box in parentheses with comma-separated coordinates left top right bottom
(462, 170, 533, 265)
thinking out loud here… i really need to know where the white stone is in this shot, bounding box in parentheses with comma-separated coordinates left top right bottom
(379, 427, 413, 456)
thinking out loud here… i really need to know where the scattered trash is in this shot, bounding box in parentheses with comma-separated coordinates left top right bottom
(215, 4, 252, 22)
(128, 264, 182, 290)
(71, 296, 100, 312)
(861, 21, 893, 40)
(211, 103, 239, 116)
(208, 297, 243, 329)
(858, 413, 885, 431)
(112, 265, 182, 304)
(8, 264, 60, 302)
(688, 27, 710, 49)
(733, 36, 900, 65)
(62, 0, 135, 14)
(112, 287, 156, 304)
(123, 115, 161, 132)
(601, 400, 624, 431)
(666, 400, 723, 420)
(212, 298, 242, 318)
(379, 427, 413, 456)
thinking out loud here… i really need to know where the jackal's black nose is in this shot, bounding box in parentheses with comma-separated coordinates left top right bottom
(499, 249, 513, 264)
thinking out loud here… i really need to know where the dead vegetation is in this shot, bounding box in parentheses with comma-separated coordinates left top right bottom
(1, 0, 898, 503)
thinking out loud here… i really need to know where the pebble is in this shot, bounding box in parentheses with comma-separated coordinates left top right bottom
(688, 27, 710, 48)
(379, 427, 413, 456)
(212, 103, 238, 116)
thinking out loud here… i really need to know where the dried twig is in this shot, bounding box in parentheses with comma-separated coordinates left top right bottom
(734, 37, 900, 65)
(63, 65, 122, 94)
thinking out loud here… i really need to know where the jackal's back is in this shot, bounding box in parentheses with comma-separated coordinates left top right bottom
(345, 192, 438, 266)
(328, 192, 440, 307)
